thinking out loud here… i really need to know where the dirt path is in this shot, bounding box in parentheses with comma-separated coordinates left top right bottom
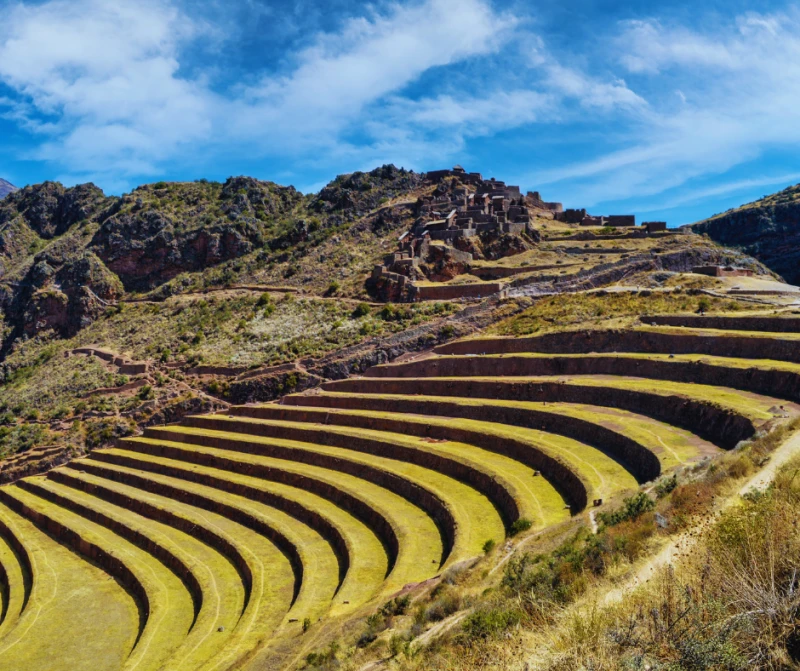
(603, 430, 800, 605)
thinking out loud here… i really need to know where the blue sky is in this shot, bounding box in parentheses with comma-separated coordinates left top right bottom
(1, 0, 799, 225)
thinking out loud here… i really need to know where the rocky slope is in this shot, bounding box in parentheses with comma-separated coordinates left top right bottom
(0, 178, 16, 199)
(688, 183, 800, 284)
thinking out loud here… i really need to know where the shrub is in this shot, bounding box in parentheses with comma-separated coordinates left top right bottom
(482, 539, 496, 554)
(655, 473, 678, 498)
(440, 324, 456, 338)
(302, 617, 311, 633)
(461, 606, 521, 640)
(509, 518, 533, 536)
(381, 595, 410, 617)
(137, 385, 154, 400)
(598, 492, 655, 527)
(352, 302, 371, 318)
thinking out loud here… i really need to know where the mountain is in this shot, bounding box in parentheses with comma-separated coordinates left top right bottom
(688, 183, 800, 284)
(0, 178, 17, 199)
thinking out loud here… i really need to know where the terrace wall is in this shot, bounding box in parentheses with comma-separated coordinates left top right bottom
(367, 353, 800, 406)
(434, 329, 800, 364)
(280, 395, 659, 488)
(323, 378, 754, 450)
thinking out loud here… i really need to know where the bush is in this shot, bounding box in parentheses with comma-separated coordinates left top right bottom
(655, 473, 678, 498)
(509, 518, 533, 536)
(423, 585, 462, 622)
(352, 302, 371, 318)
(461, 606, 521, 640)
(381, 595, 410, 616)
(482, 538, 496, 554)
(137, 385, 154, 400)
(598, 492, 655, 527)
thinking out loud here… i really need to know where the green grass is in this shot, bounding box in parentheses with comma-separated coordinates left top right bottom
(636, 323, 800, 340)
(233, 405, 571, 527)
(0, 491, 176, 671)
(0, 527, 27, 641)
(18, 476, 244, 671)
(437, 350, 800, 374)
(53, 466, 298, 668)
(121, 436, 444, 594)
(88, 448, 389, 616)
(61, 461, 330, 639)
(284, 396, 638, 502)
(488, 291, 743, 336)
(399, 374, 780, 423)
(158, 421, 506, 561)
(289, 391, 717, 478)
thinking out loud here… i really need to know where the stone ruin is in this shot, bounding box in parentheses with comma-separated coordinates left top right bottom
(370, 166, 557, 301)
(692, 265, 755, 278)
(368, 165, 656, 302)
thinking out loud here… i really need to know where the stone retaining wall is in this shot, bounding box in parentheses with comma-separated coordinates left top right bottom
(641, 315, 800, 333)
(180, 416, 520, 532)
(367, 354, 800, 406)
(144, 424, 457, 563)
(434, 329, 800, 364)
(114, 439, 408, 570)
(322, 378, 754, 450)
(283, 394, 659, 488)
(0, 487, 152, 631)
(80, 456, 350, 587)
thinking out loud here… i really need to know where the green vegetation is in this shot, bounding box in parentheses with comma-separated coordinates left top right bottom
(490, 291, 738, 336)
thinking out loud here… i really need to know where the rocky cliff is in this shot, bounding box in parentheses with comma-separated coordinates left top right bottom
(0, 179, 16, 199)
(688, 183, 800, 284)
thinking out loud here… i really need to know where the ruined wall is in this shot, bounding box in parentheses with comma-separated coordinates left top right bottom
(414, 282, 503, 301)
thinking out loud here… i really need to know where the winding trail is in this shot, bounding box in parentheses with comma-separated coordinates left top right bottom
(603, 429, 800, 606)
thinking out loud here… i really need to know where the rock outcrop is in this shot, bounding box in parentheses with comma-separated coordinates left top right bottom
(688, 183, 800, 284)
(0, 179, 17, 199)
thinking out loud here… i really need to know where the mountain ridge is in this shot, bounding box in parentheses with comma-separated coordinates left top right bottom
(687, 182, 800, 284)
(0, 178, 17, 199)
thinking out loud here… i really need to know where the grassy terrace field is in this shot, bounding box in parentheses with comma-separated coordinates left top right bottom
(116, 437, 444, 591)
(2, 306, 800, 669)
(282, 392, 717, 474)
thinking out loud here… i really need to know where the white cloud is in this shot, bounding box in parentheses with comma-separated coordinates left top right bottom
(528, 9, 800, 209)
(230, 0, 516, 148)
(0, 0, 214, 179)
(0, 0, 519, 183)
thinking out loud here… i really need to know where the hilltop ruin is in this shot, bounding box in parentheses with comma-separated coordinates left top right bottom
(369, 166, 642, 302)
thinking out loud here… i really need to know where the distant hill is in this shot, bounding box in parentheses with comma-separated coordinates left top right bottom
(688, 183, 800, 284)
(0, 178, 17, 199)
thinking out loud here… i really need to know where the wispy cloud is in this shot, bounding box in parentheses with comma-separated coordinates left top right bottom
(1, 0, 800, 214)
(524, 8, 800, 211)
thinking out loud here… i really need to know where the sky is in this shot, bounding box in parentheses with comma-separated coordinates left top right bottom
(1, 0, 800, 225)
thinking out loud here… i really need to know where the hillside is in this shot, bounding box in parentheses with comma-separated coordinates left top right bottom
(688, 182, 800, 284)
(0, 179, 16, 199)
(0, 163, 797, 671)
